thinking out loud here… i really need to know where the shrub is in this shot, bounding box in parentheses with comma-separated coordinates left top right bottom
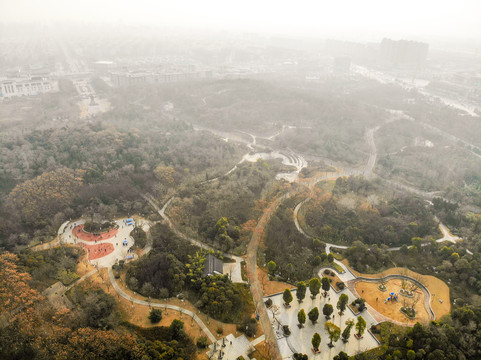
(265, 298, 273, 308)
(351, 298, 366, 312)
(283, 325, 291, 336)
(237, 317, 258, 337)
(217, 327, 224, 335)
(294, 354, 308, 360)
(312, 256, 322, 266)
(57, 269, 80, 286)
(148, 308, 162, 323)
(158, 288, 169, 299)
(84, 221, 115, 233)
(197, 336, 208, 348)
(336, 282, 345, 290)
(131, 227, 147, 249)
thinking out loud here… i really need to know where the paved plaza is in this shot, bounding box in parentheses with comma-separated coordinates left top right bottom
(60, 218, 147, 267)
(265, 285, 379, 359)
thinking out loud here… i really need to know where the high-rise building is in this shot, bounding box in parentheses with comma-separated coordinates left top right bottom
(380, 38, 429, 68)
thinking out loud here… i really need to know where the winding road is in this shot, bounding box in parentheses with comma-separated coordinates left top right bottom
(141, 111, 472, 358)
(246, 191, 294, 360)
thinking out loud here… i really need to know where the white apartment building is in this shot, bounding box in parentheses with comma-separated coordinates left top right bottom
(0, 76, 59, 99)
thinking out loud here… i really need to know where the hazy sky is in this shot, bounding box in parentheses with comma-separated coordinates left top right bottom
(1, 0, 480, 43)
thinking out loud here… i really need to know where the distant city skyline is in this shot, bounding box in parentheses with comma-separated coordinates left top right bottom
(1, 0, 480, 47)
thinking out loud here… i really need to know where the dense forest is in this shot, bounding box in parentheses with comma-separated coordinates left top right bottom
(169, 160, 286, 254)
(126, 223, 253, 323)
(2, 72, 481, 360)
(302, 176, 439, 247)
(264, 194, 326, 282)
(377, 306, 481, 360)
(0, 252, 196, 360)
(0, 115, 244, 250)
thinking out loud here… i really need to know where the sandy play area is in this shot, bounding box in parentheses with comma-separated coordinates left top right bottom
(343, 262, 451, 322)
(355, 279, 429, 324)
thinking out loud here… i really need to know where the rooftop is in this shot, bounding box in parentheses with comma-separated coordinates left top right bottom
(203, 254, 223, 277)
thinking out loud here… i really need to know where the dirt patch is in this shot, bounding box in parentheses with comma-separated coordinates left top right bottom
(257, 267, 295, 296)
(75, 248, 95, 276)
(342, 261, 451, 320)
(250, 340, 270, 360)
(355, 279, 429, 325)
(73, 224, 118, 242)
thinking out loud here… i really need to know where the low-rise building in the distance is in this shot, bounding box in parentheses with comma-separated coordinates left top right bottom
(110, 69, 212, 86)
(0, 75, 58, 99)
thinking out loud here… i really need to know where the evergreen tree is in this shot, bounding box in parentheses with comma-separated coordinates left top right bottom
(297, 309, 306, 328)
(309, 277, 321, 298)
(296, 281, 307, 303)
(283, 288, 293, 306)
(323, 304, 334, 319)
(311, 333, 321, 351)
(337, 293, 349, 315)
(308, 307, 319, 324)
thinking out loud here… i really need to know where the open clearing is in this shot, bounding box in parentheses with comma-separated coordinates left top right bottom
(355, 279, 430, 324)
(343, 262, 451, 320)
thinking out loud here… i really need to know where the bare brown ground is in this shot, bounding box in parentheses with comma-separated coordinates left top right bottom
(342, 260, 451, 319)
(355, 279, 429, 325)
(75, 248, 95, 277)
(250, 340, 270, 360)
(257, 267, 295, 296)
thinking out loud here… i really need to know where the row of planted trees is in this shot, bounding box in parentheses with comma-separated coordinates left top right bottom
(281, 277, 332, 305)
(308, 316, 366, 352)
(281, 277, 342, 309)
(279, 277, 367, 353)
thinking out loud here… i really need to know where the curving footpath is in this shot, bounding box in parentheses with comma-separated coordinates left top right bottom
(142, 193, 245, 280)
(108, 268, 216, 343)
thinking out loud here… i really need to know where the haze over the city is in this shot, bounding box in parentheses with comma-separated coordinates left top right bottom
(1, 0, 481, 46)
(1, 1, 481, 360)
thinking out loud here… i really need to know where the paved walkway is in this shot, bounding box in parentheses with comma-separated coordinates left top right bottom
(108, 268, 216, 343)
(436, 221, 462, 244)
(265, 286, 379, 359)
(61, 219, 136, 267)
(292, 170, 358, 282)
(251, 334, 265, 347)
(30, 237, 60, 252)
(42, 269, 97, 309)
(142, 193, 246, 283)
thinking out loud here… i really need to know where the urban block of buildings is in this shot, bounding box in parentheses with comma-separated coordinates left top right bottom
(0, 76, 58, 99)
(110, 69, 212, 87)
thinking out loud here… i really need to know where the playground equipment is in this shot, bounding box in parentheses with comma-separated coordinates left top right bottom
(386, 292, 399, 302)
